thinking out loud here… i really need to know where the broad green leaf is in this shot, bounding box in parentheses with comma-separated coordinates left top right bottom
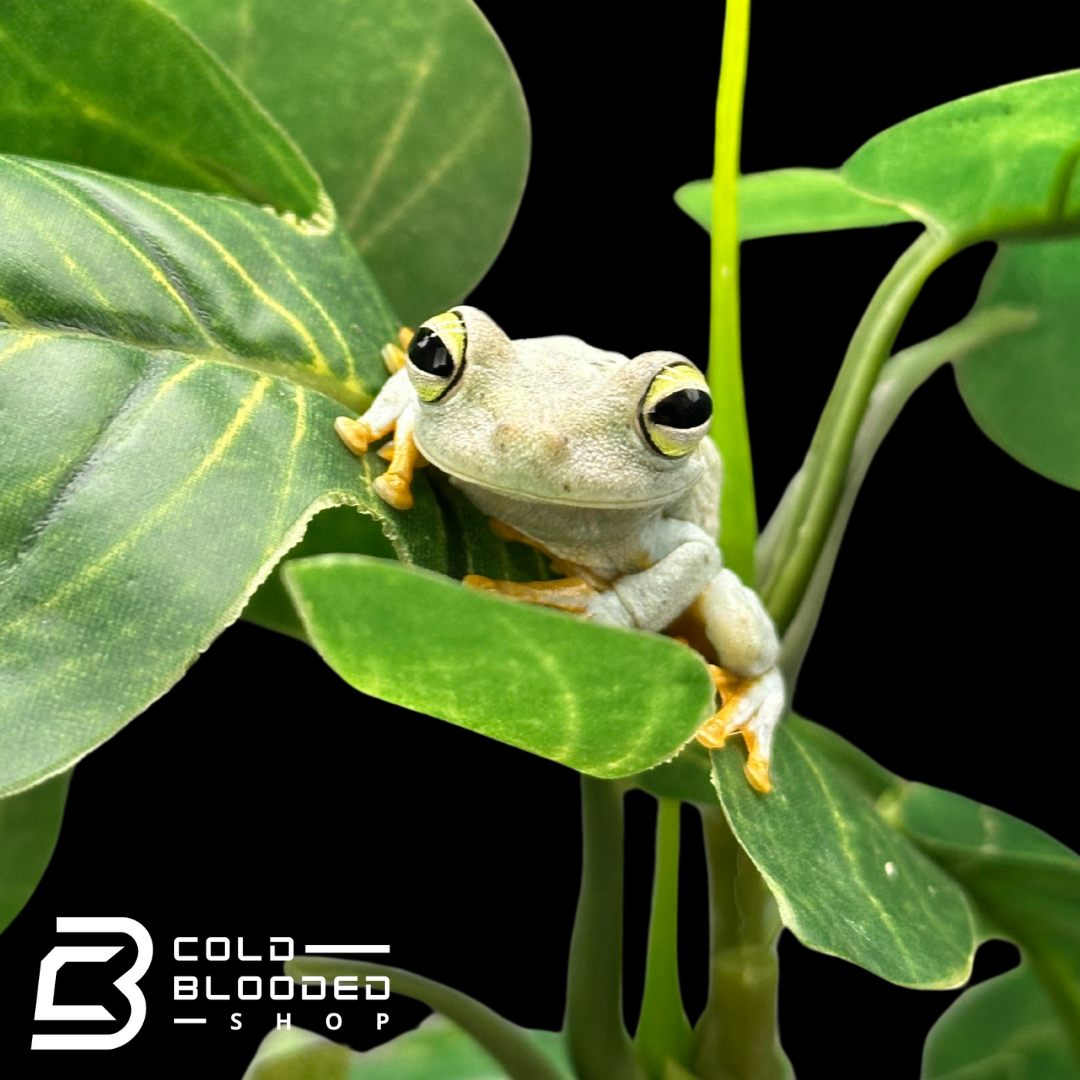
(243, 1018, 570, 1080)
(885, 782, 1080, 1060)
(0, 770, 71, 933)
(842, 70, 1080, 240)
(0, 0, 322, 217)
(242, 506, 397, 640)
(284, 555, 715, 778)
(923, 965, 1079, 1080)
(0, 154, 452, 797)
(675, 169, 913, 239)
(157, 0, 530, 327)
(241, 470, 554, 640)
(712, 717, 976, 988)
(956, 238, 1080, 488)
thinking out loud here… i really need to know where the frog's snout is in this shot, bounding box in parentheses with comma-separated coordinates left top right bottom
(492, 421, 570, 461)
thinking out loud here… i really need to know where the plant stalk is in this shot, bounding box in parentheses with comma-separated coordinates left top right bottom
(710, 0, 755, 584)
(692, 806, 789, 1080)
(759, 227, 957, 631)
(565, 776, 644, 1080)
(635, 798, 693, 1077)
(776, 305, 1036, 690)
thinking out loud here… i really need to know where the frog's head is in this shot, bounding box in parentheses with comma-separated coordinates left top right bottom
(404, 306, 713, 508)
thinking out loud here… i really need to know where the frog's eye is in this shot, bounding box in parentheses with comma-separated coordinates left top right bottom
(406, 309, 467, 403)
(640, 363, 712, 457)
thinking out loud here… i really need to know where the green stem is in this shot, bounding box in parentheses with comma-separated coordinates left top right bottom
(710, 0, 755, 583)
(565, 776, 644, 1080)
(635, 798, 693, 1078)
(759, 227, 957, 631)
(776, 305, 1035, 691)
(692, 806, 789, 1080)
(285, 958, 567, 1080)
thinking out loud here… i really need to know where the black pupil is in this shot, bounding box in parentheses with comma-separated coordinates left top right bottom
(649, 387, 711, 429)
(408, 327, 454, 378)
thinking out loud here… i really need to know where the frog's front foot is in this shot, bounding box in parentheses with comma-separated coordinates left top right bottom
(462, 575, 597, 614)
(696, 665, 784, 794)
(334, 416, 376, 456)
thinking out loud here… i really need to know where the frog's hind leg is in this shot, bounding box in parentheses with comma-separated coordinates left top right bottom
(462, 518, 607, 612)
(463, 574, 598, 613)
(697, 666, 784, 793)
(694, 568, 784, 794)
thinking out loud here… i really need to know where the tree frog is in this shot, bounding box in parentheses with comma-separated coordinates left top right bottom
(335, 307, 784, 792)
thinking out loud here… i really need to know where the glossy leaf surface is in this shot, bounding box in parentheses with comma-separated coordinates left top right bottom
(888, 781, 1080, 1058)
(0, 771, 71, 933)
(158, 0, 530, 326)
(0, 0, 321, 217)
(956, 238, 1080, 488)
(676, 168, 913, 239)
(712, 717, 976, 988)
(923, 965, 1079, 1080)
(285, 555, 715, 778)
(0, 155, 430, 796)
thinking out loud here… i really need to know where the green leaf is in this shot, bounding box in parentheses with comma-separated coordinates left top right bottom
(241, 1027, 352, 1080)
(923, 965, 1079, 1080)
(242, 1018, 570, 1080)
(285, 959, 571, 1080)
(675, 169, 913, 239)
(885, 782, 1080, 1062)
(241, 506, 397, 640)
(955, 238, 1080, 488)
(842, 70, 1080, 241)
(284, 555, 715, 778)
(712, 717, 976, 988)
(0, 154, 450, 797)
(0, 770, 71, 933)
(157, 0, 530, 327)
(0, 0, 322, 218)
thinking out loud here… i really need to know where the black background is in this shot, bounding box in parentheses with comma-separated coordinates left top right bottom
(3, 1, 1080, 1076)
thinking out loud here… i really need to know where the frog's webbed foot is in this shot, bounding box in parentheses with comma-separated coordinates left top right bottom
(696, 665, 784, 794)
(380, 326, 414, 375)
(462, 574, 597, 614)
(334, 415, 378, 456)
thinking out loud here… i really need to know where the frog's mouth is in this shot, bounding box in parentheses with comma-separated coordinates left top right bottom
(413, 434, 702, 510)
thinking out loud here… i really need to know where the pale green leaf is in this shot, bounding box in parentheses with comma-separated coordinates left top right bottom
(842, 70, 1080, 240)
(242, 1018, 570, 1080)
(675, 169, 913, 238)
(0, 770, 71, 933)
(157, 0, 530, 326)
(0, 0, 322, 217)
(284, 555, 715, 778)
(712, 717, 976, 988)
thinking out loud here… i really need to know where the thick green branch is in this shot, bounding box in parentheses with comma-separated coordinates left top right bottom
(759, 227, 957, 630)
(635, 798, 692, 1078)
(692, 806, 789, 1080)
(565, 777, 644, 1080)
(710, 0, 755, 583)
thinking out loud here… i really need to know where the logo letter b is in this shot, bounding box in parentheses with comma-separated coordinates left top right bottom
(31, 917, 153, 1050)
